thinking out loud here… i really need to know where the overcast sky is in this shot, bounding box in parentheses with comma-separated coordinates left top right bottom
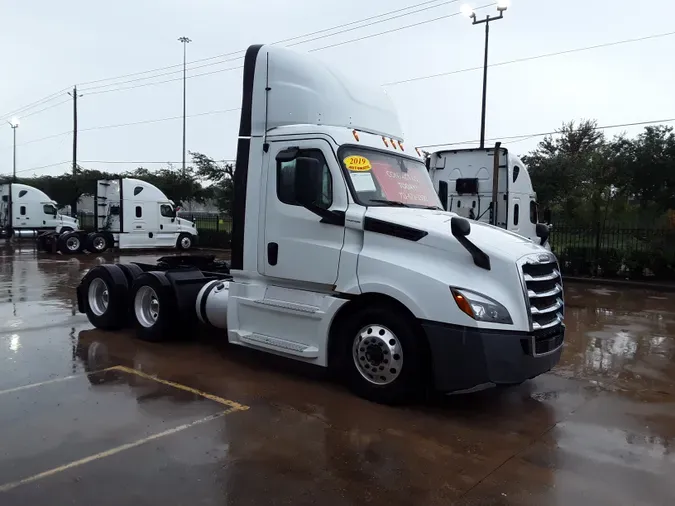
(1, 0, 674, 177)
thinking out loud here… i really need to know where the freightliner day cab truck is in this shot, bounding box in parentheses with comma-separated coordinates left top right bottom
(76, 44, 565, 404)
(427, 147, 552, 249)
(0, 183, 78, 239)
(40, 178, 198, 254)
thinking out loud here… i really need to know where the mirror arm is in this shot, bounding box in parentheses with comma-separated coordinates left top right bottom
(303, 202, 344, 226)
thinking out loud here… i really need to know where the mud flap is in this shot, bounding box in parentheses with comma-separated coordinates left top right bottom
(76, 282, 85, 313)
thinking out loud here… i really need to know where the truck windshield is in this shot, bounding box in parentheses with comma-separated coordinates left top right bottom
(340, 147, 442, 210)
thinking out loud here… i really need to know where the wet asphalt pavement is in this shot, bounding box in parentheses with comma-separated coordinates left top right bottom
(1, 244, 674, 505)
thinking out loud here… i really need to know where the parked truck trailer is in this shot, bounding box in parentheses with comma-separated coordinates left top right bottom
(40, 178, 198, 254)
(76, 44, 565, 404)
(427, 146, 552, 249)
(0, 183, 78, 239)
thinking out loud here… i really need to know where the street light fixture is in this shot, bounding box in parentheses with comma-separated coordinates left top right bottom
(7, 118, 20, 182)
(461, 2, 510, 149)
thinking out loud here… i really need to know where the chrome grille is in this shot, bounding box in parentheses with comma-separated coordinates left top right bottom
(520, 254, 564, 332)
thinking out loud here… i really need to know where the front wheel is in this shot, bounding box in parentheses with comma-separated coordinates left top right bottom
(338, 306, 426, 405)
(176, 233, 194, 251)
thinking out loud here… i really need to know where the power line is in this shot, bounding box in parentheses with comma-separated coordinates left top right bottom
(0, 88, 71, 123)
(417, 117, 675, 149)
(76, 0, 455, 88)
(308, 3, 491, 53)
(19, 98, 72, 120)
(12, 161, 70, 175)
(383, 30, 675, 87)
(81, 2, 486, 96)
(0, 108, 241, 151)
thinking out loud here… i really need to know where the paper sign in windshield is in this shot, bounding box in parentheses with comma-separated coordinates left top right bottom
(349, 172, 377, 192)
(344, 155, 372, 172)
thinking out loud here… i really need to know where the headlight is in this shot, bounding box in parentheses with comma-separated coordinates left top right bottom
(451, 288, 513, 324)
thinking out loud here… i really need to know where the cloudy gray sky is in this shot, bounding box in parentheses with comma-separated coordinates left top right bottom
(1, 0, 674, 177)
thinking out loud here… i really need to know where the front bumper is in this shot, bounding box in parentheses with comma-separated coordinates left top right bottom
(422, 321, 564, 392)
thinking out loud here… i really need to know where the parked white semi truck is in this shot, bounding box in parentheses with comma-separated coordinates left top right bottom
(427, 145, 552, 249)
(76, 44, 565, 404)
(0, 183, 78, 239)
(40, 178, 198, 254)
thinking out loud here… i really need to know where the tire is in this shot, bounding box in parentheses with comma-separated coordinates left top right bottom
(176, 233, 194, 251)
(129, 272, 179, 342)
(117, 263, 144, 286)
(58, 231, 84, 254)
(337, 305, 426, 405)
(80, 265, 130, 330)
(86, 232, 109, 253)
(60, 227, 73, 234)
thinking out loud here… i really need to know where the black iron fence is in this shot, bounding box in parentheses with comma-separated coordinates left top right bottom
(550, 224, 675, 280)
(73, 211, 675, 280)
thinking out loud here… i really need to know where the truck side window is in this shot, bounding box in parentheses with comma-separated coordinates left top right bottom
(530, 201, 537, 223)
(134, 186, 144, 196)
(20, 206, 26, 216)
(277, 150, 332, 209)
(513, 204, 519, 226)
(160, 204, 174, 217)
(513, 166, 520, 182)
(1, 195, 7, 202)
(135, 206, 142, 218)
(18, 190, 27, 198)
(43, 204, 56, 215)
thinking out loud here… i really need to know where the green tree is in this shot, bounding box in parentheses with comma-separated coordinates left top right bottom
(190, 151, 234, 213)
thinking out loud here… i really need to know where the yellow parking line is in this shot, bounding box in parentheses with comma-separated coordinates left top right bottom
(0, 408, 239, 493)
(109, 365, 249, 411)
(0, 368, 118, 396)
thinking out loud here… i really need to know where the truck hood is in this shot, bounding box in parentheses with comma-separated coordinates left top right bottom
(59, 214, 78, 224)
(365, 207, 546, 262)
(177, 217, 197, 233)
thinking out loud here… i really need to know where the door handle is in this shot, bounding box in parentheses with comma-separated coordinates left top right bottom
(267, 242, 278, 266)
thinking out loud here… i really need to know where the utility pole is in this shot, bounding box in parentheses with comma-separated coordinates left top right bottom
(178, 37, 192, 173)
(461, 1, 509, 149)
(7, 118, 20, 182)
(68, 87, 82, 214)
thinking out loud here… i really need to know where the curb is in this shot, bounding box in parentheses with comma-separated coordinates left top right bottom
(563, 276, 675, 292)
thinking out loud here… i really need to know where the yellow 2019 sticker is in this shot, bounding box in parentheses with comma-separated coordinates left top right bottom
(344, 155, 372, 172)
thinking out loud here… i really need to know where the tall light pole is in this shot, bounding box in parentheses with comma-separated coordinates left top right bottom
(461, 1, 510, 149)
(178, 36, 192, 173)
(7, 118, 20, 182)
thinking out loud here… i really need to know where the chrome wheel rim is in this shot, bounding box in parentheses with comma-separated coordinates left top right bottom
(66, 236, 80, 251)
(88, 278, 109, 316)
(181, 236, 191, 249)
(135, 286, 160, 328)
(93, 236, 106, 251)
(352, 324, 403, 385)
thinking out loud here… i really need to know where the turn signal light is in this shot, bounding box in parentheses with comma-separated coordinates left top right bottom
(451, 289, 474, 318)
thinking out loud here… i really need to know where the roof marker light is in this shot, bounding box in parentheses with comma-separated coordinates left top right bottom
(398, 141, 404, 151)
(391, 139, 397, 150)
(352, 130, 360, 141)
(382, 137, 389, 147)
(415, 147, 421, 156)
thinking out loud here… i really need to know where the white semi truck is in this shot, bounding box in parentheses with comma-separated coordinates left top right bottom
(0, 182, 78, 239)
(40, 178, 198, 254)
(427, 146, 552, 249)
(76, 44, 565, 404)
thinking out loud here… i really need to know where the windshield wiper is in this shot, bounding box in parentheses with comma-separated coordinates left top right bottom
(368, 199, 441, 211)
(367, 199, 413, 208)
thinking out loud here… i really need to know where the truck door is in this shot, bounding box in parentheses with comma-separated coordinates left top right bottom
(129, 203, 151, 247)
(157, 203, 177, 247)
(263, 140, 347, 286)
